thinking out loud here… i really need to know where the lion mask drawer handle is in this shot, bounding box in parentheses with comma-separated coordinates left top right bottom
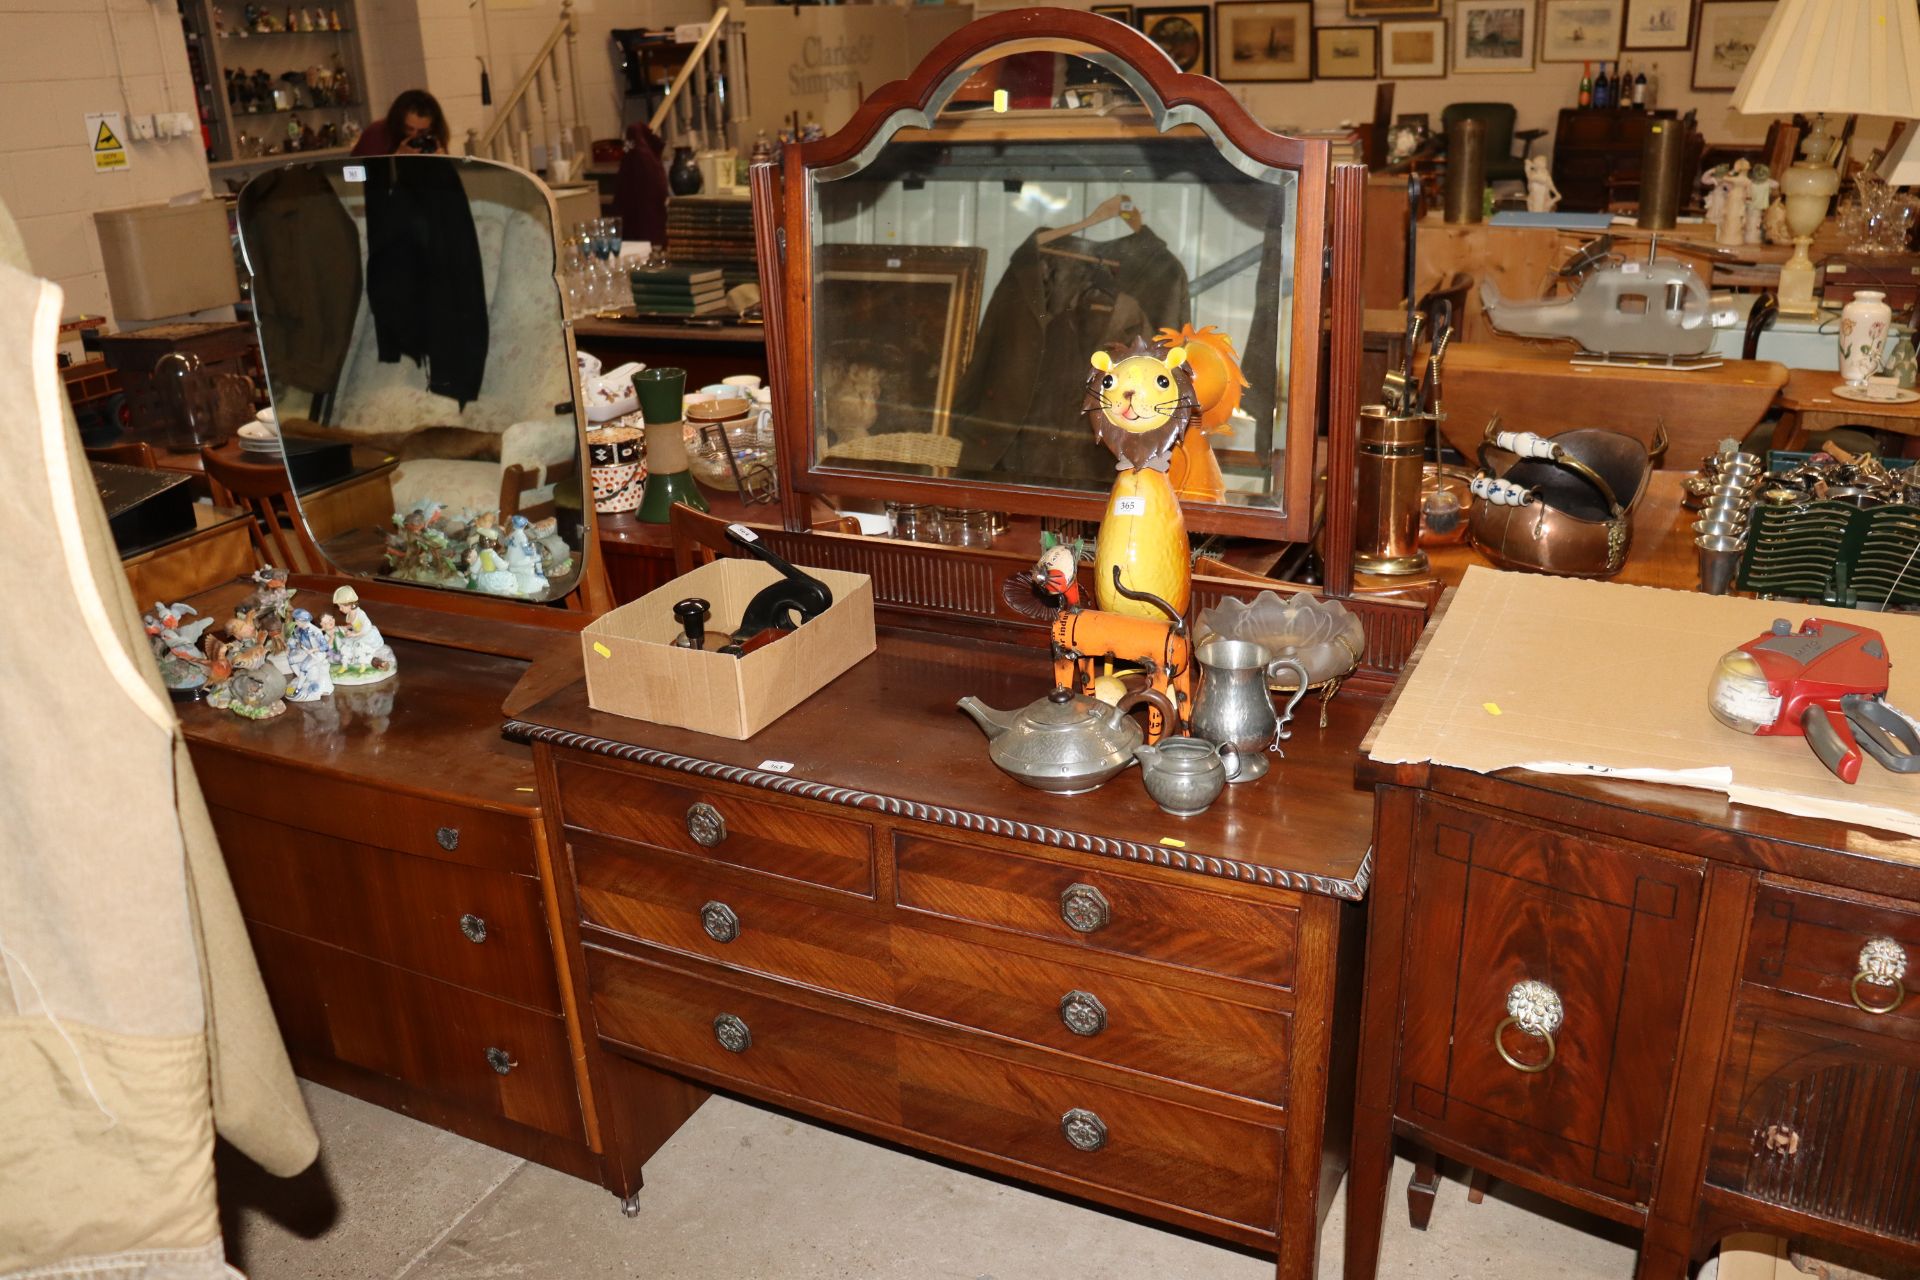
(687, 803, 727, 848)
(1059, 883, 1111, 934)
(1058, 990, 1108, 1037)
(485, 1046, 517, 1075)
(1060, 1107, 1108, 1152)
(1494, 979, 1563, 1074)
(1852, 937, 1909, 1015)
(459, 913, 489, 944)
(700, 901, 741, 944)
(436, 826, 461, 851)
(713, 1012, 752, 1053)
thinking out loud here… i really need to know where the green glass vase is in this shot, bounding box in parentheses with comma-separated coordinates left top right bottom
(632, 366, 708, 523)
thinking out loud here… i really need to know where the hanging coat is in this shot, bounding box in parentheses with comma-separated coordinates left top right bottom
(242, 163, 364, 400)
(363, 154, 490, 407)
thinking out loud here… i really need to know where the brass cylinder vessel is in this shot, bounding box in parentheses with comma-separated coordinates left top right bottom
(1638, 119, 1686, 231)
(1444, 118, 1486, 225)
(1352, 405, 1430, 576)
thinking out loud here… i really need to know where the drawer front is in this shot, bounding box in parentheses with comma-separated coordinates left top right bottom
(214, 807, 559, 1012)
(894, 833, 1297, 989)
(558, 758, 874, 896)
(250, 924, 583, 1143)
(1708, 1014, 1920, 1243)
(588, 948, 1282, 1233)
(193, 744, 534, 875)
(1747, 883, 1919, 1027)
(1398, 799, 1702, 1206)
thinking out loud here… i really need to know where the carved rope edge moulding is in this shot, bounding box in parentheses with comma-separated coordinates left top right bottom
(505, 721, 1374, 901)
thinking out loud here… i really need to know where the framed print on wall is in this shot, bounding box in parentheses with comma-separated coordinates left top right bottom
(1090, 5, 1136, 25)
(1137, 6, 1212, 75)
(1540, 0, 1624, 62)
(1346, 0, 1441, 15)
(1381, 18, 1447, 77)
(1622, 0, 1694, 50)
(1453, 0, 1536, 73)
(1693, 1, 1773, 91)
(1315, 26, 1380, 79)
(1213, 1, 1312, 83)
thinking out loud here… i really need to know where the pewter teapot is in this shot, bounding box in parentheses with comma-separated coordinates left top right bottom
(959, 685, 1172, 795)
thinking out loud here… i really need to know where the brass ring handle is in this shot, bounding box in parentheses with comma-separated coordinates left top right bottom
(1851, 972, 1907, 1015)
(1852, 937, 1909, 1015)
(1494, 1017, 1558, 1073)
(1496, 979, 1563, 1074)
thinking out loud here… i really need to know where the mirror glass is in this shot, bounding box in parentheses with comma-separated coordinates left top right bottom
(238, 154, 584, 602)
(808, 43, 1297, 509)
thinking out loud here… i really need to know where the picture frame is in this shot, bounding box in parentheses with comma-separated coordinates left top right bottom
(1213, 1, 1312, 83)
(1314, 26, 1380, 79)
(1453, 0, 1536, 73)
(1380, 18, 1447, 77)
(1693, 1, 1773, 91)
(1089, 5, 1135, 25)
(812, 244, 987, 461)
(1622, 0, 1694, 49)
(1346, 0, 1442, 16)
(1137, 6, 1212, 75)
(1540, 0, 1624, 62)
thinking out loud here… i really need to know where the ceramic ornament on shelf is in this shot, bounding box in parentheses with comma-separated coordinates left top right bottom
(324, 586, 397, 685)
(1156, 323, 1248, 505)
(1082, 336, 1199, 620)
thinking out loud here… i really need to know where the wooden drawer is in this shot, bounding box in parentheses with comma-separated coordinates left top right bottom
(214, 807, 559, 1013)
(588, 948, 1283, 1234)
(193, 744, 535, 875)
(1707, 1013, 1920, 1243)
(1397, 798, 1702, 1207)
(558, 758, 875, 896)
(894, 833, 1297, 989)
(574, 836, 1290, 1105)
(250, 924, 583, 1143)
(1747, 882, 1918, 1026)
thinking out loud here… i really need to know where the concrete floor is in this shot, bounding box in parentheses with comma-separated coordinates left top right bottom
(219, 1082, 1652, 1279)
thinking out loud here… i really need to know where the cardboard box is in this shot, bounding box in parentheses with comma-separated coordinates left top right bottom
(94, 199, 241, 321)
(583, 558, 875, 740)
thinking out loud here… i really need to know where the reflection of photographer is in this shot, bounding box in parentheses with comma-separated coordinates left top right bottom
(352, 89, 450, 157)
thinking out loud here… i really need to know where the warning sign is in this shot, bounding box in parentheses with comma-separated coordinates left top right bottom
(86, 113, 129, 172)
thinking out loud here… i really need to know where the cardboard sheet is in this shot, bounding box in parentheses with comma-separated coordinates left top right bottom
(1367, 566, 1920, 843)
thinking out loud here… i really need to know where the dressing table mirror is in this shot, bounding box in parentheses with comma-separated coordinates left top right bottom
(237, 154, 592, 607)
(759, 9, 1351, 545)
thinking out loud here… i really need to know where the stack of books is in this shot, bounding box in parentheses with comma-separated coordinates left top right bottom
(629, 265, 727, 316)
(664, 196, 758, 271)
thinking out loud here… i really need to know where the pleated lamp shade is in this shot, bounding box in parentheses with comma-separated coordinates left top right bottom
(1730, 0, 1920, 118)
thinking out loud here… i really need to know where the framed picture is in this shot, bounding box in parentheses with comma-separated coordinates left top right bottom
(812, 244, 986, 459)
(1540, 0, 1623, 62)
(1213, 1, 1312, 82)
(1622, 0, 1693, 49)
(1693, 1, 1773, 91)
(1137, 6, 1211, 74)
(1090, 5, 1135, 24)
(1381, 18, 1447, 77)
(1453, 0, 1536, 73)
(1346, 0, 1441, 14)
(1315, 26, 1380, 79)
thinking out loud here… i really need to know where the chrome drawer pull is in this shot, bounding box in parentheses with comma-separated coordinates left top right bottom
(700, 901, 740, 944)
(459, 913, 489, 944)
(1059, 883, 1111, 934)
(713, 1012, 752, 1053)
(687, 803, 727, 848)
(436, 826, 461, 851)
(485, 1046, 517, 1075)
(1060, 1107, 1108, 1152)
(1494, 979, 1562, 1074)
(1851, 937, 1909, 1015)
(1058, 990, 1108, 1037)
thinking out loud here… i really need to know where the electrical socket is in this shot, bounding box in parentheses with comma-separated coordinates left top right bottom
(168, 112, 197, 137)
(128, 114, 157, 141)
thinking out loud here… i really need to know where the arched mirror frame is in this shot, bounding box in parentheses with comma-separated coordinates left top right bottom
(757, 7, 1348, 544)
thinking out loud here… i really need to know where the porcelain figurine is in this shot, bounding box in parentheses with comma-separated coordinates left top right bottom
(325, 586, 397, 684)
(528, 516, 574, 577)
(142, 601, 215, 695)
(1746, 172, 1775, 245)
(1032, 531, 1086, 609)
(284, 608, 334, 703)
(205, 608, 288, 720)
(1716, 160, 1752, 246)
(242, 564, 295, 648)
(1524, 155, 1562, 214)
(465, 542, 519, 596)
(1157, 324, 1247, 504)
(1839, 290, 1894, 390)
(504, 515, 549, 596)
(1082, 336, 1199, 620)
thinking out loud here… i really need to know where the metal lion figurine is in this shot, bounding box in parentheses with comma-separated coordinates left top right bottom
(1082, 336, 1199, 619)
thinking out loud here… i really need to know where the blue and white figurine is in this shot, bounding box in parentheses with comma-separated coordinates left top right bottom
(285, 607, 334, 702)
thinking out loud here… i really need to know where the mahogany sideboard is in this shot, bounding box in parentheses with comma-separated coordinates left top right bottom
(508, 627, 1378, 1278)
(1351, 684, 1920, 1278)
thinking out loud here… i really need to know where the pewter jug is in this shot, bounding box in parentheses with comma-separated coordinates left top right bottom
(1133, 738, 1228, 816)
(1189, 639, 1308, 784)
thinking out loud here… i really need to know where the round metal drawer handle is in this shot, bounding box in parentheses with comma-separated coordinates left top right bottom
(485, 1046, 517, 1075)
(700, 900, 740, 944)
(687, 803, 727, 848)
(436, 826, 461, 851)
(1058, 990, 1108, 1037)
(713, 1012, 752, 1053)
(459, 913, 489, 944)
(1059, 883, 1111, 934)
(1060, 1107, 1108, 1152)
(1852, 937, 1909, 1015)
(1495, 979, 1563, 1075)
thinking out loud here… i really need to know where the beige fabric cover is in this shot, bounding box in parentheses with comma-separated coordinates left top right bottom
(0, 217, 316, 1277)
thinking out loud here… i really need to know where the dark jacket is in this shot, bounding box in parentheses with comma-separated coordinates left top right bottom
(612, 124, 669, 248)
(240, 164, 362, 399)
(950, 226, 1190, 485)
(362, 154, 489, 407)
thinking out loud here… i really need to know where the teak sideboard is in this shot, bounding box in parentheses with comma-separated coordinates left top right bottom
(508, 627, 1378, 1279)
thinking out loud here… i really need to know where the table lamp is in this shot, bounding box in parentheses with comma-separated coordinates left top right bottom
(1729, 0, 1920, 314)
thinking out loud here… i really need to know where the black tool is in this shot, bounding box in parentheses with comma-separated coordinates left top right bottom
(671, 597, 710, 650)
(717, 523, 833, 656)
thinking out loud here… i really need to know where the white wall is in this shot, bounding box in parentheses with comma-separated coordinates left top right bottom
(0, 0, 214, 324)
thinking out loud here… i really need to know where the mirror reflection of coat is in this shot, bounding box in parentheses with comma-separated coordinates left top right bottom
(363, 155, 489, 408)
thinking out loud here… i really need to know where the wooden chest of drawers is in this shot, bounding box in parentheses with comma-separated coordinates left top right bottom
(514, 630, 1379, 1278)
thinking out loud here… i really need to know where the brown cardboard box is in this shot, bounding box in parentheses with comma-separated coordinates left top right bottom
(582, 559, 876, 740)
(93, 199, 241, 321)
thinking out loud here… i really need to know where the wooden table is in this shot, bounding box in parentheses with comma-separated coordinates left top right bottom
(122, 504, 253, 606)
(1772, 367, 1920, 451)
(573, 315, 768, 391)
(597, 490, 843, 603)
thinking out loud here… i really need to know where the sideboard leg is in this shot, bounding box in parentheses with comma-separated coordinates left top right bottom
(619, 1190, 642, 1218)
(1342, 1108, 1394, 1280)
(1406, 1148, 1440, 1230)
(1632, 1228, 1692, 1280)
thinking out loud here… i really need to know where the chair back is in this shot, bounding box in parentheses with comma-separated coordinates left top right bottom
(1441, 103, 1517, 158)
(84, 441, 157, 468)
(198, 445, 328, 575)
